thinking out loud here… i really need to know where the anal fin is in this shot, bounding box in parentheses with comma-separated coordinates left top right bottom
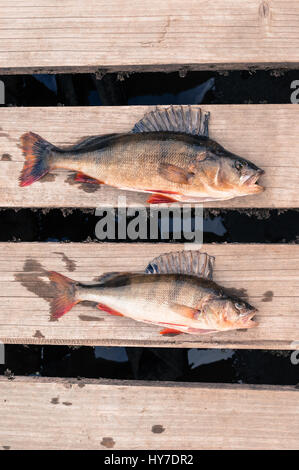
(97, 303, 124, 316)
(75, 172, 104, 184)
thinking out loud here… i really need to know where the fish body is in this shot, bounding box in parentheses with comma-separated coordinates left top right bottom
(19, 106, 264, 203)
(49, 251, 257, 335)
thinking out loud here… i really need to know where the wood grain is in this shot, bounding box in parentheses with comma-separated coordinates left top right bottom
(1, 0, 299, 73)
(0, 105, 298, 208)
(1, 242, 299, 349)
(0, 377, 298, 450)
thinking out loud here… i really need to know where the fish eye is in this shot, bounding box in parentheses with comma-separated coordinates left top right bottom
(235, 161, 246, 171)
(235, 302, 244, 310)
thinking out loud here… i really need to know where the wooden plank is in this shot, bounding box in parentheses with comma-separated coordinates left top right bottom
(0, 104, 298, 208)
(1, 0, 299, 73)
(0, 377, 298, 450)
(1, 242, 299, 349)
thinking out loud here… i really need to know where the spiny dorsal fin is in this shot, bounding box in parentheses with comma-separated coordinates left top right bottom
(132, 105, 210, 137)
(145, 250, 215, 280)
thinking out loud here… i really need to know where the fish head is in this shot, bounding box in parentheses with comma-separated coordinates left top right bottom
(220, 154, 265, 196)
(193, 139, 264, 198)
(202, 296, 258, 331)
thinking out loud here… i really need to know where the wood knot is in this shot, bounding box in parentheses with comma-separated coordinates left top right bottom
(152, 424, 165, 434)
(259, 1, 270, 19)
(101, 437, 115, 448)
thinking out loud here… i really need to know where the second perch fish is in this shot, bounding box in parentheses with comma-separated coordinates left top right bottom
(19, 106, 264, 203)
(48, 250, 258, 335)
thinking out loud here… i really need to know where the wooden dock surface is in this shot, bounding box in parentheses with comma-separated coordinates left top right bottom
(1, 0, 299, 73)
(0, 105, 298, 208)
(0, 377, 298, 450)
(1, 242, 298, 349)
(1, 0, 299, 452)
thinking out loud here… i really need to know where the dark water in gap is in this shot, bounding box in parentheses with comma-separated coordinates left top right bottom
(1, 208, 299, 243)
(2, 69, 298, 106)
(1, 345, 298, 385)
(0, 69, 298, 385)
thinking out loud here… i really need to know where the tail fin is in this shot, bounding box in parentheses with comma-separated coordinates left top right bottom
(19, 132, 54, 187)
(48, 271, 79, 320)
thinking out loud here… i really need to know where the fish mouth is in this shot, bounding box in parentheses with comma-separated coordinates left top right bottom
(239, 309, 258, 328)
(242, 169, 264, 193)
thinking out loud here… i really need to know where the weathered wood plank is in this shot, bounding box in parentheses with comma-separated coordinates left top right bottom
(0, 105, 298, 208)
(0, 377, 298, 450)
(1, 243, 298, 349)
(1, 0, 299, 73)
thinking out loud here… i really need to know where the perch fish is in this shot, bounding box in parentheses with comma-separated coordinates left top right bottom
(19, 106, 264, 203)
(48, 250, 258, 335)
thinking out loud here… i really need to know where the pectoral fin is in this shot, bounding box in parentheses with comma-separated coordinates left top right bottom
(171, 304, 200, 320)
(147, 193, 178, 204)
(159, 163, 195, 185)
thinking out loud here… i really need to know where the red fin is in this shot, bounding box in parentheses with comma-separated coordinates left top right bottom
(97, 303, 123, 316)
(160, 328, 182, 335)
(48, 271, 79, 320)
(159, 162, 195, 185)
(74, 172, 103, 184)
(19, 132, 54, 187)
(171, 304, 199, 320)
(146, 189, 180, 195)
(187, 327, 218, 334)
(159, 321, 185, 327)
(147, 194, 178, 204)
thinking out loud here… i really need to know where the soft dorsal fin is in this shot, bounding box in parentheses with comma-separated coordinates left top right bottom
(96, 272, 131, 288)
(132, 105, 210, 137)
(66, 133, 119, 152)
(145, 250, 215, 280)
